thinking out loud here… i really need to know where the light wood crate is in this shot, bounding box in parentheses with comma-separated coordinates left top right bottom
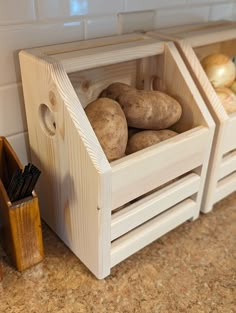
(148, 22, 236, 213)
(19, 33, 214, 278)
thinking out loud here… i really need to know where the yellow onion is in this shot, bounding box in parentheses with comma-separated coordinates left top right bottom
(230, 81, 236, 95)
(215, 87, 236, 114)
(201, 54, 236, 88)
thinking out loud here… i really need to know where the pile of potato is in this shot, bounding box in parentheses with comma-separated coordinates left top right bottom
(201, 53, 236, 114)
(85, 82, 182, 162)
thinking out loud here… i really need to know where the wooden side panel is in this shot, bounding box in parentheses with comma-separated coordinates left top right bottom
(111, 173, 200, 241)
(111, 127, 209, 209)
(218, 150, 236, 180)
(162, 43, 215, 131)
(69, 60, 137, 108)
(176, 40, 230, 212)
(111, 199, 196, 268)
(19, 52, 112, 279)
(194, 39, 236, 60)
(215, 172, 236, 203)
(222, 114, 236, 154)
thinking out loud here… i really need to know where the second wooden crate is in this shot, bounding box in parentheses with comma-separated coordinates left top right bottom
(148, 22, 236, 213)
(19, 34, 214, 278)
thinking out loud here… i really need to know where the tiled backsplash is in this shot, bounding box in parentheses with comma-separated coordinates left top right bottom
(0, 0, 235, 164)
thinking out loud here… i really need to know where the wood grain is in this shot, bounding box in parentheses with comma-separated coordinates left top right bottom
(0, 137, 44, 271)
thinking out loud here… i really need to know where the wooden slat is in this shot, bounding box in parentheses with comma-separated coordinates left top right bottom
(151, 22, 236, 47)
(111, 127, 208, 209)
(214, 172, 236, 204)
(27, 33, 148, 56)
(111, 173, 200, 241)
(111, 199, 196, 268)
(155, 21, 234, 37)
(52, 39, 164, 73)
(222, 114, 236, 154)
(218, 150, 236, 180)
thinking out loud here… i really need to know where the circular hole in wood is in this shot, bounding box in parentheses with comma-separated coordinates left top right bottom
(150, 76, 159, 91)
(39, 104, 56, 137)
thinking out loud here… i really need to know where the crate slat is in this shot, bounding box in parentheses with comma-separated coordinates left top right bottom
(219, 150, 236, 180)
(111, 127, 208, 208)
(111, 199, 196, 268)
(111, 173, 200, 241)
(222, 114, 236, 154)
(215, 172, 236, 203)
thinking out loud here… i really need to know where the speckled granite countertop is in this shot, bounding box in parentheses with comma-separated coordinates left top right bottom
(0, 193, 236, 313)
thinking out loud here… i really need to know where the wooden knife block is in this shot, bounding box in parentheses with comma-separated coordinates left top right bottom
(0, 137, 44, 271)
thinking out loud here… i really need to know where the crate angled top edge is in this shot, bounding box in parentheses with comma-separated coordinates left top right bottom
(150, 21, 236, 46)
(22, 33, 165, 73)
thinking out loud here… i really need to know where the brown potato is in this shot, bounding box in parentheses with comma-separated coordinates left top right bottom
(85, 98, 128, 162)
(100, 83, 182, 130)
(126, 129, 178, 155)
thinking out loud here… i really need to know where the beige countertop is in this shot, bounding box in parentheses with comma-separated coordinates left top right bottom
(0, 193, 236, 313)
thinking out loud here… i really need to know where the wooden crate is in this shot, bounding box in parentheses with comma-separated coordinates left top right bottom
(0, 137, 44, 271)
(148, 22, 236, 213)
(19, 33, 214, 279)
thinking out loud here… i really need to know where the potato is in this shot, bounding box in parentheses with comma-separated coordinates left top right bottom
(85, 98, 128, 161)
(100, 83, 182, 130)
(126, 129, 178, 155)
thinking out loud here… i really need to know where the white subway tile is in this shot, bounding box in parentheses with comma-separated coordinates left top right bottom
(209, 3, 234, 21)
(85, 15, 118, 39)
(36, 0, 88, 19)
(118, 11, 155, 34)
(37, 0, 123, 19)
(208, 0, 230, 3)
(187, 0, 210, 3)
(0, 83, 27, 137)
(86, 0, 124, 15)
(7, 132, 30, 165)
(0, 21, 84, 86)
(125, 0, 187, 11)
(0, 0, 36, 24)
(155, 6, 210, 28)
(36, 0, 68, 19)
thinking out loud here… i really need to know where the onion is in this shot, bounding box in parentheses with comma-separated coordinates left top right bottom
(201, 54, 236, 88)
(215, 87, 236, 114)
(230, 81, 236, 95)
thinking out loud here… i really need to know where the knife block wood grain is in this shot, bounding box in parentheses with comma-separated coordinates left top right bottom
(0, 137, 44, 271)
(0, 260, 2, 281)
